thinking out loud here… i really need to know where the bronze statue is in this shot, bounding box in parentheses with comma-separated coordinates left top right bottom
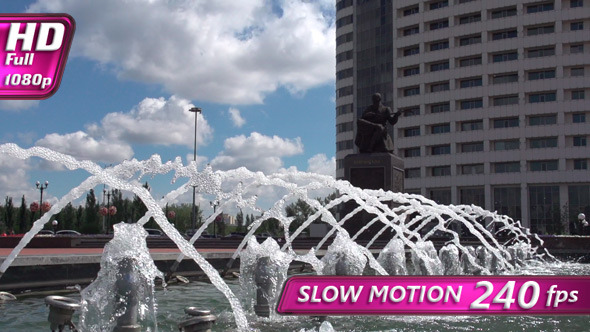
(354, 93, 401, 153)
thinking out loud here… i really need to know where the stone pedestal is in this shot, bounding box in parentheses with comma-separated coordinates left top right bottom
(341, 153, 404, 240)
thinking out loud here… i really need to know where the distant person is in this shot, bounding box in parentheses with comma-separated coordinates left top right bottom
(579, 213, 588, 235)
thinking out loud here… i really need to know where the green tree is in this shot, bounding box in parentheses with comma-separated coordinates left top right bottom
(285, 199, 316, 233)
(18, 195, 28, 233)
(4, 196, 14, 232)
(82, 189, 100, 234)
(236, 210, 244, 233)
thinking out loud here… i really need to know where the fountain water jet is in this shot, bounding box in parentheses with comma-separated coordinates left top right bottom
(0, 143, 553, 331)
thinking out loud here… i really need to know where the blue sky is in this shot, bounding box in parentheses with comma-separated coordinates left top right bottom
(0, 0, 337, 206)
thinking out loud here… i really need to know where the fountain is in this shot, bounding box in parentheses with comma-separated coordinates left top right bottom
(0, 143, 578, 332)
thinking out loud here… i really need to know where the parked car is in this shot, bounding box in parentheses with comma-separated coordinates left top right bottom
(224, 232, 246, 239)
(36, 229, 54, 236)
(145, 228, 163, 236)
(56, 230, 81, 236)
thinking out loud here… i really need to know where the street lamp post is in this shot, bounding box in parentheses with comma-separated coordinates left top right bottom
(210, 200, 219, 238)
(36, 180, 49, 217)
(103, 188, 111, 234)
(52, 220, 58, 233)
(188, 107, 202, 232)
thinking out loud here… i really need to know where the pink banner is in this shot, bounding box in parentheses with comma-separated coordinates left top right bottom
(0, 14, 75, 99)
(277, 276, 590, 315)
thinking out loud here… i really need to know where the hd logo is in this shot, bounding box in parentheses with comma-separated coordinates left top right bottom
(0, 14, 75, 99)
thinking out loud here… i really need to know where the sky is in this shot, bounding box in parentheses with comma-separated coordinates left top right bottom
(0, 0, 337, 209)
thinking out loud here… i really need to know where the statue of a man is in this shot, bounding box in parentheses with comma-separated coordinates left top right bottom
(354, 93, 401, 153)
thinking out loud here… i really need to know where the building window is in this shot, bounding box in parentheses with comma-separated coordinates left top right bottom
(494, 187, 521, 221)
(403, 86, 420, 96)
(403, 66, 420, 76)
(491, 7, 517, 19)
(336, 50, 353, 63)
(336, 32, 353, 45)
(405, 168, 421, 178)
(403, 5, 419, 16)
(461, 120, 483, 131)
(404, 147, 421, 157)
(430, 61, 450, 72)
(431, 166, 451, 177)
(574, 159, 588, 170)
(494, 162, 520, 173)
(526, 2, 554, 13)
(528, 69, 555, 80)
(492, 51, 518, 62)
(571, 67, 585, 76)
(573, 136, 587, 146)
(571, 0, 584, 7)
(431, 123, 451, 134)
(461, 142, 484, 152)
(404, 127, 421, 137)
(336, 68, 353, 80)
(493, 95, 519, 106)
(336, 86, 353, 97)
(429, 19, 449, 30)
(573, 113, 586, 123)
(529, 185, 560, 234)
(570, 44, 584, 54)
(336, 0, 353, 10)
(459, 56, 482, 67)
(461, 164, 484, 175)
(492, 29, 517, 40)
(459, 34, 481, 46)
(459, 0, 476, 3)
(527, 24, 555, 35)
(431, 144, 451, 155)
(336, 140, 353, 151)
(402, 107, 420, 117)
(460, 187, 485, 206)
(429, 188, 451, 204)
(492, 73, 519, 84)
(336, 15, 353, 28)
(459, 13, 481, 24)
(403, 45, 420, 56)
(430, 0, 449, 10)
(429, 40, 449, 51)
(571, 21, 584, 30)
(568, 185, 590, 233)
(336, 104, 353, 116)
(530, 160, 558, 171)
(403, 25, 420, 36)
(527, 47, 555, 58)
(529, 137, 558, 149)
(460, 77, 482, 88)
(430, 102, 450, 113)
(572, 90, 586, 100)
(460, 98, 483, 110)
(528, 92, 556, 103)
(494, 139, 520, 150)
(336, 122, 354, 134)
(529, 114, 557, 125)
(494, 117, 519, 128)
(430, 82, 450, 92)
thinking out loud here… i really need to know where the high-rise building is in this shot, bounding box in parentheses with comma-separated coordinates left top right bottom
(335, 0, 590, 234)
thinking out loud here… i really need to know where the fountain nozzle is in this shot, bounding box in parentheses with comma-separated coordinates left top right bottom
(178, 307, 216, 332)
(45, 295, 80, 332)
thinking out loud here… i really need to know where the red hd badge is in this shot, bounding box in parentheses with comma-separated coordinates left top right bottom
(0, 14, 75, 99)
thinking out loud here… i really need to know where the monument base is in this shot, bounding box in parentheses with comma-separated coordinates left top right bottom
(342, 153, 404, 240)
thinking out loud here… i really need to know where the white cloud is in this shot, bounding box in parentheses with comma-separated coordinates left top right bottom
(0, 100, 39, 111)
(211, 132, 303, 173)
(88, 95, 213, 148)
(0, 154, 39, 202)
(306, 153, 335, 177)
(36, 131, 134, 163)
(228, 107, 246, 128)
(28, 0, 336, 104)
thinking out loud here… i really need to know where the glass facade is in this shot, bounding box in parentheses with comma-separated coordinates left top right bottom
(494, 187, 521, 222)
(529, 186, 561, 234)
